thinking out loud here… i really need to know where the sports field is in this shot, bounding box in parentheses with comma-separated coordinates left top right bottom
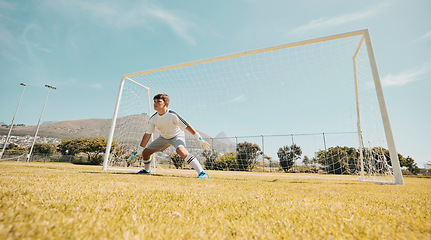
(0, 162, 430, 239)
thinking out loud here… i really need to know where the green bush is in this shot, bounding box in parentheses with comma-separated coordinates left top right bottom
(168, 153, 184, 169)
(216, 152, 237, 171)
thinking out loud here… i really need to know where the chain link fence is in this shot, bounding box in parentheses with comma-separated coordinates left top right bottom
(1, 150, 88, 164)
(2, 132, 363, 175)
(148, 132, 359, 173)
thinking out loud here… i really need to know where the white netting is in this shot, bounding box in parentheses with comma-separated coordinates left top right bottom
(105, 31, 397, 183)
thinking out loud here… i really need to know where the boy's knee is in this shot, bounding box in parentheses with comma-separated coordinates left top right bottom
(176, 146, 189, 159)
(142, 149, 154, 160)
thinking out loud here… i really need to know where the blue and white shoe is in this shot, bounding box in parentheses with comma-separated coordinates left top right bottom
(197, 171, 209, 179)
(137, 169, 151, 174)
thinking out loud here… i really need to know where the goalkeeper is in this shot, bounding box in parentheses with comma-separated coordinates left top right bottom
(135, 93, 210, 178)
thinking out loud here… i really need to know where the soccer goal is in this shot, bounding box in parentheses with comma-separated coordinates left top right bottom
(103, 29, 403, 185)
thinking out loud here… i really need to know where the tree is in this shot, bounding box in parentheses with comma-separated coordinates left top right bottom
(202, 149, 218, 170)
(168, 153, 184, 169)
(403, 156, 420, 175)
(236, 142, 262, 171)
(216, 152, 237, 171)
(57, 137, 111, 165)
(33, 143, 56, 155)
(6, 143, 18, 149)
(79, 137, 108, 165)
(315, 146, 357, 174)
(2, 142, 27, 155)
(278, 144, 302, 172)
(58, 138, 84, 156)
(302, 155, 311, 166)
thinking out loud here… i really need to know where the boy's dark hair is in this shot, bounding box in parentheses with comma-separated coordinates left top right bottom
(154, 93, 170, 106)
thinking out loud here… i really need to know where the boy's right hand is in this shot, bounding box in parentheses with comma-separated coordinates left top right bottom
(136, 146, 144, 155)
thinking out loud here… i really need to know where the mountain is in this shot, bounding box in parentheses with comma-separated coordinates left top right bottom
(0, 115, 234, 153)
(0, 118, 115, 140)
(0, 116, 229, 148)
(215, 131, 236, 147)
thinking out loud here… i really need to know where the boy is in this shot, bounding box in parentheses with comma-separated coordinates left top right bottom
(135, 93, 210, 178)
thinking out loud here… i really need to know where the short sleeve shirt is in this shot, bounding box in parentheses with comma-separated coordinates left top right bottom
(145, 110, 189, 139)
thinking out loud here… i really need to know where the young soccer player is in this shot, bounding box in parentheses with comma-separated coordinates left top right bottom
(135, 93, 210, 178)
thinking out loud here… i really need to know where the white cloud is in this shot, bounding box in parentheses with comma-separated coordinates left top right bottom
(147, 6, 196, 45)
(290, 1, 392, 34)
(43, 0, 197, 45)
(381, 66, 429, 87)
(416, 31, 431, 42)
(232, 94, 247, 103)
(0, 24, 13, 45)
(0, 0, 16, 10)
(0, 2, 17, 46)
(89, 83, 103, 89)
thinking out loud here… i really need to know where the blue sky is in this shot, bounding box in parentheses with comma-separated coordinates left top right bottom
(0, 0, 430, 166)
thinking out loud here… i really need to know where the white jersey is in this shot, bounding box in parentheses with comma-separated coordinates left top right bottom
(145, 110, 189, 139)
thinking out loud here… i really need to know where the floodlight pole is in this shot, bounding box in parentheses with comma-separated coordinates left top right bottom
(0, 83, 26, 160)
(27, 85, 56, 162)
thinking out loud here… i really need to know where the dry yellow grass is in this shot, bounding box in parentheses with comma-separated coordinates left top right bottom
(0, 162, 430, 239)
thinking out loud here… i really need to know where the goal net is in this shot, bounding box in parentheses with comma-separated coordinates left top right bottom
(103, 29, 403, 185)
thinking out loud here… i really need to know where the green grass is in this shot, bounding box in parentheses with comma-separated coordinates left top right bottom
(1, 162, 430, 239)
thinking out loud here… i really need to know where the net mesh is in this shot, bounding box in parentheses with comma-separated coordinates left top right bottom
(106, 32, 395, 183)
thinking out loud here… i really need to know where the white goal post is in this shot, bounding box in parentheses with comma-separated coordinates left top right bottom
(102, 29, 403, 185)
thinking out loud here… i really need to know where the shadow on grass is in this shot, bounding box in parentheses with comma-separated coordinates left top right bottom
(80, 170, 197, 179)
(79, 169, 373, 184)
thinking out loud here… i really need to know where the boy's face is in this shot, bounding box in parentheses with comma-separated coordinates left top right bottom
(154, 99, 167, 111)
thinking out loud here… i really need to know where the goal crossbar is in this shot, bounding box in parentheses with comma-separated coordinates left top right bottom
(123, 29, 366, 79)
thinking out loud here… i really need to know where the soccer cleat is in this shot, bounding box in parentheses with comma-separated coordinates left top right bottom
(137, 169, 151, 174)
(197, 171, 209, 179)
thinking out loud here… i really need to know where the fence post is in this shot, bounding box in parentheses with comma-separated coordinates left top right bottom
(323, 133, 327, 173)
(261, 135, 264, 172)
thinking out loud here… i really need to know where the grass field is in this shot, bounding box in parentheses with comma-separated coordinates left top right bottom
(0, 162, 430, 239)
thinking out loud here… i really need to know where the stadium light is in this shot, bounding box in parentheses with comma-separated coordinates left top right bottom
(27, 85, 56, 162)
(0, 83, 27, 160)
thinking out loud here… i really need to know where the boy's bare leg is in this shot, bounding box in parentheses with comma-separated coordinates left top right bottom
(176, 146, 204, 174)
(176, 146, 189, 159)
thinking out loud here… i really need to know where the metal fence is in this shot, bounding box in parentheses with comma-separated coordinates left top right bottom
(2, 131, 360, 174)
(1, 151, 87, 164)
(150, 131, 359, 173)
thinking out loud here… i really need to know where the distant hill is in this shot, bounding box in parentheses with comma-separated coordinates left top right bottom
(42, 121, 58, 125)
(0, 116, 231, 152)
(0, 118, 116, 140)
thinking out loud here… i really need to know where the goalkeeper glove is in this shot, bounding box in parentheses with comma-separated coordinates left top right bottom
(136, 146, 144, 155)
(194, 132, 211, 150)
(130, 146, 144, 161)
